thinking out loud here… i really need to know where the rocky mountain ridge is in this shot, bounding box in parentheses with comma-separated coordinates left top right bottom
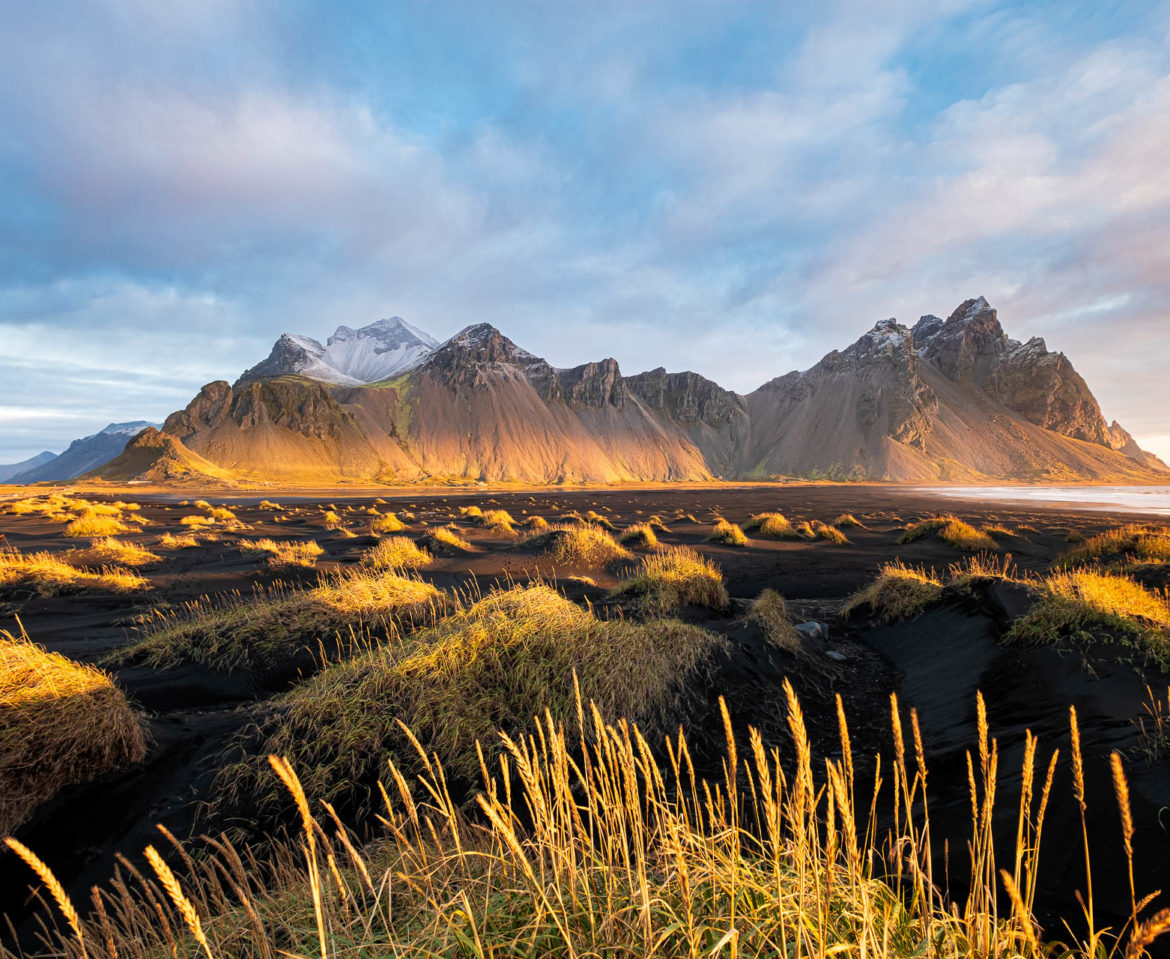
(87, 298, 1170, 484)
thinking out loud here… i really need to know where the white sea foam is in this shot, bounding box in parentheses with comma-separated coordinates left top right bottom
(911, 486, 1170, 516)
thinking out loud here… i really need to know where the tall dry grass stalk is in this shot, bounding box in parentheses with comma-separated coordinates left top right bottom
(4, 686, 1167, 959)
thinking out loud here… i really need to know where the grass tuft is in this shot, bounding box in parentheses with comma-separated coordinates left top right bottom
(833, 513, 864, 528)
(0, 629, 147, 835)
(68, 537, 161, 567)
(116, 568, 447, 673)
(64, 511, 130, 538)
(360, 537, 432, 572)
(241, 538, 325, 569)
(708, 519, 749, 546)
(747, 588, 802, 651)
(619, 522, 660, 550)
(744, 512, 803, 539)
(521, 524, 631, 566)
(219, 583, 721, 817)
(900, 515, 996, 551)
(1007, 570, 1170, 664)
(420, 525, 477, 554)
(1057, 524, 1170, 569)
(613, 545, 729, 614)
(0, 549, 148, 596)
(370, 513, 408, 535)
(843, 561, 943, 623)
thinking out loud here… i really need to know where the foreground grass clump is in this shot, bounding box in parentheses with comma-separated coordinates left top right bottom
(420, 525, 476, 554)
(1057, 524, 1170, 569)
(747, 588, 801, 651)
(360, 536, 431, 571)
(901, 515, 996, 551)
(13, 688, 1167, 959)
(522, 523, 631, 566)
(117, 568, 446, 672)
(0, 630, 147, 835)
(523, 514, 551, 533)
(0, 549, 147, 596)
(744, 511, 802, 539)
(708, 518, 749, 546)
(619, 522, 660, 550)
(614, 545, 729, 613)
(843, 561, 943, 623)
(241, 538, 325, 569)
(219, 584, 720, 816)
(1007, 569, 1170, 663)
(369, 512, 407, 535)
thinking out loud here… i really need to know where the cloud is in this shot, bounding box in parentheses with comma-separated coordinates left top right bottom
(1, 1, 1169, 466)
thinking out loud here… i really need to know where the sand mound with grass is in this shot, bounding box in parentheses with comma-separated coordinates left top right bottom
(0, 630, 148, 834)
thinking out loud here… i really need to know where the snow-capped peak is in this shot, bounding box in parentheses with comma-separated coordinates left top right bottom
(99, 421, 158, 436)
(240, 316, 440, 385)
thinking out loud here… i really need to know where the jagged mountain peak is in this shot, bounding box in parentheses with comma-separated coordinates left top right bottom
(240, 315, 439, 386)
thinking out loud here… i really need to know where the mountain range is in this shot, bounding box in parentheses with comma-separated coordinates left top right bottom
(3, 422, 160, 485)
(79, 298, 1166, 486)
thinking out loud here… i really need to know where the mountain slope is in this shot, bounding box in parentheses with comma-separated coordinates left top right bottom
(117, 300, 1168, 486)
(92, 428, 235, 483)
(12, 422, 159, 483)
(0, 451, 56, 483)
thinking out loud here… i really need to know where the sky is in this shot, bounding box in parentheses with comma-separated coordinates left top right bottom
(2, 0, 1170, 464)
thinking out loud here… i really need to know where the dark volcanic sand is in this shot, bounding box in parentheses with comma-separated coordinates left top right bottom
(2, 483, 1169, 948)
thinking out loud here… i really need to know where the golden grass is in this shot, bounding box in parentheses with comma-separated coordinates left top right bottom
(258, 499, 283, 510)
(619, 521, 661, 549)
(521, 523, 631, 566)
(982, 524, 1015, 538)
(116, 568, 447, 672)
(803, 519, 849, 544)
(843, 560, 943, 622)
(206, 506, 237, 522)
(1008, 570, 1170, 663)
(64, 511, 131, 537)
(218, 583, 721, 816)
(12, 686, 1165, 959)
(157, 531, 199, 549)
(421, 525, 477, 554)
(613, 545, 729, 613)
(708, 518, 749, 546)
(583, 509, 617, 531)
(0, 549, 148, 596)
(369, 512, 407, 535)
(744, 511, 803, 539)
(321, 510, 343, 529)
(833, 512, 864, 528)
(523, 514, 551, 533)
(1057, 524, 1170, 569)
(901, 515, 996, 551)
(67, 536, 161, 567)
(478, 508, 518, 535)
(459, 504, 483, 518)
(180, 514, 216, 528)
(947, 552, 1019, 591)
(360, 536, 432, 571)
(241, 538, 326, 569)
(747, 588, 801, 651)
(0, 629, 147, 835)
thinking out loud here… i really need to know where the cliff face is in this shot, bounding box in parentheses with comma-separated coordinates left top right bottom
(113, 299, 1167, 486)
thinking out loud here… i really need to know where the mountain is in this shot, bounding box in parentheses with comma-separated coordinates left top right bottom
(12, 422, 159, 483)
(159, 324, 710, 484)
(94, 428, 236, 484)
(238, 317, 438, 386)
(93, 300, 1166, 485)
(0, 451, 56, 483)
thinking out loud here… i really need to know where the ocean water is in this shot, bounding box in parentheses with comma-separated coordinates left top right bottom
(911, 485, 1170, 516)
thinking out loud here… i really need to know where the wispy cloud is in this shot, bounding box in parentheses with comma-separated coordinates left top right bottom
(1, 0, 1168, 463)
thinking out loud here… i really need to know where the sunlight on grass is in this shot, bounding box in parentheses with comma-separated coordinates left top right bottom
(843, 560, 943, 622)
(360, 536, 431, 572)
(708, 518, 748, 546)
(521, 523, 631, 565)
(901, 515, 996, 551)
(744, 512, 803, 539)
(613, 545, 729, 613)
(0, 549, 148, 596)
(0, 629, 147, 835)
